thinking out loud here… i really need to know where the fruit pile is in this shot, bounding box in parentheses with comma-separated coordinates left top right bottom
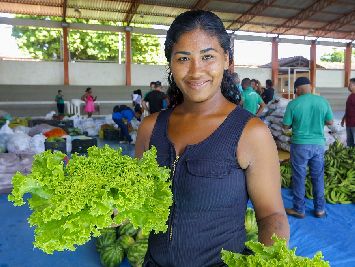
(97, 222, 148, 267)
(280, 141, 355, 204)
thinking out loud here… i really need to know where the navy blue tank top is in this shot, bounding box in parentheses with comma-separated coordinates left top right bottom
(146, 106, 254, 267)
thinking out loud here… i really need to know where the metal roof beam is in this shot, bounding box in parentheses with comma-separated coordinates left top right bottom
(192, 0, 211, 10)
(271, 0, 337, 35)
(124, 0, 140, 26)
(313, 9, 355, 38)
(227, 0, 277, 31)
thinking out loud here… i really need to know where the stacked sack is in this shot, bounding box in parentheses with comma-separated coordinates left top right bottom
(263, 98, 346, 152)
(263, 99, 291, 152)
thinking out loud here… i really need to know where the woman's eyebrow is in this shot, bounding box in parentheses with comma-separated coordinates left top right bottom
(173, 48, 217, 56)
(200, 47, 216, 53)
(174, 51, 191, 55)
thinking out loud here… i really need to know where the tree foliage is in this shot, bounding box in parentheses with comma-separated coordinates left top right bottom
(12, 15, 164, 64)
(320, 48, 344, 62)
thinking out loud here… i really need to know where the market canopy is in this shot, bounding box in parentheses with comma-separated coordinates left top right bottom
(0, 0, 354, 41)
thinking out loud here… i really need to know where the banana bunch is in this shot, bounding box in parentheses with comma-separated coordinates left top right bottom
(280, 161, 292, 188)
(280, 140, 355, 204)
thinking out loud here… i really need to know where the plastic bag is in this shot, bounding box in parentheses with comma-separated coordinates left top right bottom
(64, 135, 72, 154)
(7, 132, 31, 153)
(29, 134, 46, 154)
(0, 121, 14, 135)
(13, 125, 31, 135)
(271, 129, 282, 137)
(271, 123, 283, 132)
(0, 133, 12, 153)
(18, 153, 35, 174)
(0, 153, 20, 173)
(278, 135, 290, 143)
(81, 118, 98, 136)
(28, 124, 55, 137)
(45, 111, 56, 119)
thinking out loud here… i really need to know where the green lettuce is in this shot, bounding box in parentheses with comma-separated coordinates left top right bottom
(8, 146, 172, 254)
(221, 235, 330, 267)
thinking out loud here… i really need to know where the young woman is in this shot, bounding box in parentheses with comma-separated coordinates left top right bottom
(81, 87, 97, 118)
(135, 10, 289, 266)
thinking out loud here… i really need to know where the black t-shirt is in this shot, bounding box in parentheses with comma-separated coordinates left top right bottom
(261, 88, 274, 104)
(144, 90, 166, 114)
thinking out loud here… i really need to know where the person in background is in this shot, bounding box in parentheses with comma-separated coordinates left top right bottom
(112, 105, 142, 144)
(132, 89, 143, 111)
(262, 79, 275, 104)
(135, 10, 289, 266)
(81, 87, 97, 118)
(232, 72, 243, 94)
(241, 78, 265, 116)
(55, 90, 65, 115)
(341, 78, 355, 147)
(142, 81, 166, 114)
(283, 77, 333, 219)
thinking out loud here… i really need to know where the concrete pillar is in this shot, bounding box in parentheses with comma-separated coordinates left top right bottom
(62, 27, 69, 85)
(310, 41, 317, 93)
(344, 43, 352, 87)
(125, 31, 132, 86)
(272, 37, 279, 88)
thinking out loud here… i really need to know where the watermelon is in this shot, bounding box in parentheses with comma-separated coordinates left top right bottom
(118, 234, 135, 250)
(135, 228, 149, 241)
(119, 223, 138, 237)
(96, 228, 117, 252)
(127, 239, 148, 267)
(100, 241, 124, 267)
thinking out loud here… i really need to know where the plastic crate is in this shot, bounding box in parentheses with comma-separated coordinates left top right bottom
(71, 138, 97, 154)
(103, 128, 121, 141)
(44, 140, 66, 154)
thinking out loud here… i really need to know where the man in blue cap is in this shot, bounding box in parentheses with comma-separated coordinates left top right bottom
(283, 77, 333, 219)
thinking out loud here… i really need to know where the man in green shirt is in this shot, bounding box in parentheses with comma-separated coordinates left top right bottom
(283, 77, 333, 219)
(241, 78, 265, 116)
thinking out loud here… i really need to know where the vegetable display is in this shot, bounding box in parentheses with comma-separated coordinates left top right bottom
(221, 235, 330, 267)
(96, 222, 149, 267)
(8, 145, 172, 254)
(280, 140, 355, 204)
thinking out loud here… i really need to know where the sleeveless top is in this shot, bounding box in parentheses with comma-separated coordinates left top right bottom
(147, 106, 254, 267)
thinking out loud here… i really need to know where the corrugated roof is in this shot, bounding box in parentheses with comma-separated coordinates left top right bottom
(0, 0, 354, 40)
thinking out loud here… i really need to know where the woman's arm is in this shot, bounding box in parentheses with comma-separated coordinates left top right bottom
(237, 118, 290, 245)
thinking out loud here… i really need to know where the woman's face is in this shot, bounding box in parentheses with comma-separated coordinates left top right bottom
(170, 29, 229, 104)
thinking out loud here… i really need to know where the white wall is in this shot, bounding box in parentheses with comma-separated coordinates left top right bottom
(234, 67, 272, 86)
(131, 64, 168, 86)
(0, 61, 169, 86)
(69, 62, 125, 85)
(316, 69, 344, 87)
(351, 71, 355, 79)
(0, 61, 63, 85)
(0, 60, 352, 88)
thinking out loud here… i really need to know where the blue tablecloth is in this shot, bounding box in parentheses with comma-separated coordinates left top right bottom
(0, 189, 354, 267)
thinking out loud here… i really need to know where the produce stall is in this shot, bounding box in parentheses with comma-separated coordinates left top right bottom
(1, 189, 354, 266)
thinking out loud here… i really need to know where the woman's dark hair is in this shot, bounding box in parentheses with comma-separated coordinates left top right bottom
(85, 87, 91, 93)
(165, 10, 240, 107)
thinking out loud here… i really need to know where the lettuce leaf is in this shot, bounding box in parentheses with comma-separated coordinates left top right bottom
(8, 146, 172, 254)
(221, 235, 330, 267)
